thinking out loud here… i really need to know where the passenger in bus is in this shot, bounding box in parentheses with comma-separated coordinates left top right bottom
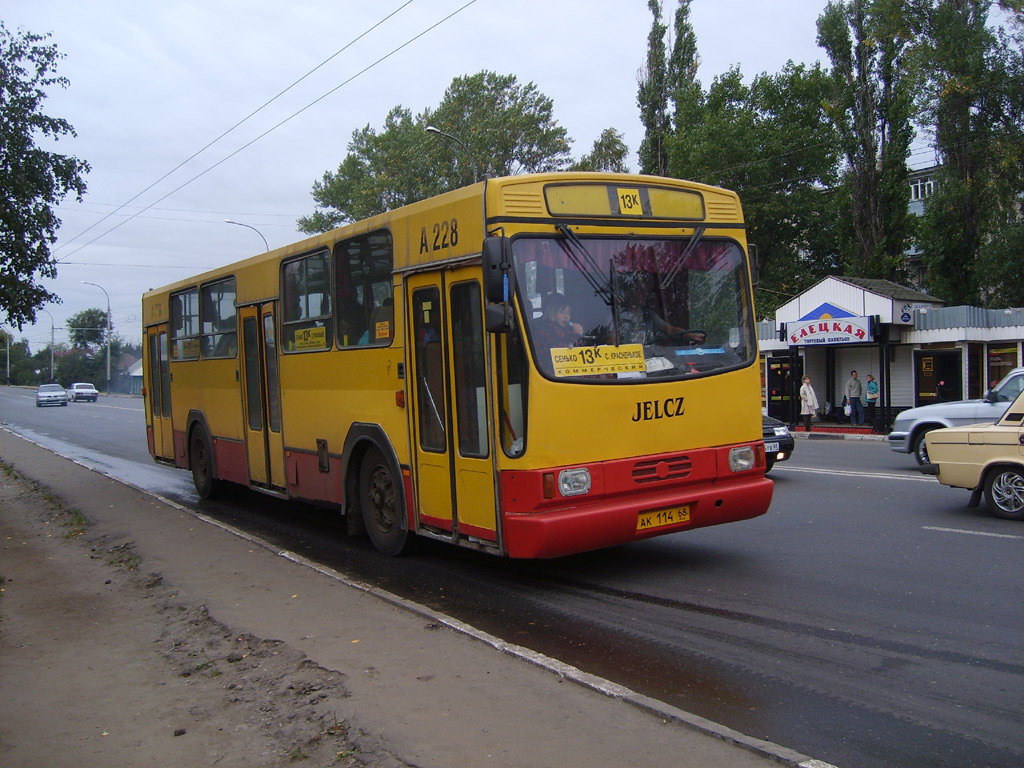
(358, 298, 394, 345)
(533, 294, 583, 353)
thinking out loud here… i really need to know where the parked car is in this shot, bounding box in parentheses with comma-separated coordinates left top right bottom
(68, 382, 100, 402)
(762, 414, 795, 473)
(920, 387, 1024, 520)
(888, 367, 1024, 464)
(35, 383, 69, 407)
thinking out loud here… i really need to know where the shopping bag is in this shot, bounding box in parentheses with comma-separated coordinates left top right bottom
(843, 403, 852, 417)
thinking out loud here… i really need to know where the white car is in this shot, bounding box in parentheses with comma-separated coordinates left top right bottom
(888, 367, 1024, 464)
(68, 382, 100, 402)
(36, 383, 69, 407)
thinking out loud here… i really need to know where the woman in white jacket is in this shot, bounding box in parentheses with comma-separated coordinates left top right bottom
(799, 375, 819, 432)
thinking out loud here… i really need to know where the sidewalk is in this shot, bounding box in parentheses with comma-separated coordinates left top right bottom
(0, 427, 826, 768)
(791, 423, 888, 441)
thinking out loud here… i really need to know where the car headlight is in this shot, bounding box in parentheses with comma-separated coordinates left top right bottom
(729, 446, 756, 472)
(558, 468, 592, 497)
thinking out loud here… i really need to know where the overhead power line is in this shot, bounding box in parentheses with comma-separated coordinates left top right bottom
(55, 0, 421, 258)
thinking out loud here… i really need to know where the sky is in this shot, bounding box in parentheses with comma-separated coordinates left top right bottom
(4, 0, 837, 349)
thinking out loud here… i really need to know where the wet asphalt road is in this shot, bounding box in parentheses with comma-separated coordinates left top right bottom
(2, 386, 1022, 768)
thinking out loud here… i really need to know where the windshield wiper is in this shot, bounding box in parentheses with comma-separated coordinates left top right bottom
(659, 226, 706, 291)
(554, 223, 615, 307)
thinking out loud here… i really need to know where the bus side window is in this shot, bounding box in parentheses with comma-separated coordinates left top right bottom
(281, 250, 333, 352)
(335, 230, 394, 348)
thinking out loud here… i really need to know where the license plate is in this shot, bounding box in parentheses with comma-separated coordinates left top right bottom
(765, 441, 780, 453)
(637, 505, 690, 531)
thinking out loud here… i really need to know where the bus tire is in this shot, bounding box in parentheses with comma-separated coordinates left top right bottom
(359, 446, 410, 556)
(190, 426, 223, 500)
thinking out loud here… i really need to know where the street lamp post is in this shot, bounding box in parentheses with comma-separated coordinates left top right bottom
(81, 281, 111, 394)
(425, 125, 480, 184)
(225, 220, 270, 252)
(38, 308, 55, 382)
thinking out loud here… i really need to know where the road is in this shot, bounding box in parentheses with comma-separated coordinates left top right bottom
(2, 386, 1022, 768)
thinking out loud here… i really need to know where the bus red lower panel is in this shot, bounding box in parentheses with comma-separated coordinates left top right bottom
(498, 446, 773, 559)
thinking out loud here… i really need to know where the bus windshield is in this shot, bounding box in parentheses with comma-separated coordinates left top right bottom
(514, 235, 755, 382)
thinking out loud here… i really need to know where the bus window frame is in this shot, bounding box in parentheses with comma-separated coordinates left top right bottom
(170, 286, 201, 361)
(281, 248, 334, 354)
(200, 276, 238, 359)
(333, 229, 395, 349)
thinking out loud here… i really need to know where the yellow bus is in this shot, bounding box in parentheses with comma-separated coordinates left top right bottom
(142, 172, 773, 558)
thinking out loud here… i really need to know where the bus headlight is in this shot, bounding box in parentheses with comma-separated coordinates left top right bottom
(558, 468, 592, 497)
(728, 446, 756, 473)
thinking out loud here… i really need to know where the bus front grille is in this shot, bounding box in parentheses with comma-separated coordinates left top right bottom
(632, 455, 692, 484)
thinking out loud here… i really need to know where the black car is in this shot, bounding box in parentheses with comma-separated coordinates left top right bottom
(762, 414, 795, 472)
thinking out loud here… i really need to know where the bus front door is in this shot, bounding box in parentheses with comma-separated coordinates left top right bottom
(146, 324, 173, 460)
(239, 303, 285, 490)
(407, 271, 498, 544)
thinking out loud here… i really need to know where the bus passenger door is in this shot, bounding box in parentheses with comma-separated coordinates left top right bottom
(146, 324, 173, 460)
(407, 271, 498, 543)
(239, 303, 285, 490)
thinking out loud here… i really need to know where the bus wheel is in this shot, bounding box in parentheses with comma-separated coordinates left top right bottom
(190, 427, 222, 500)
(359, 447, 410, 556)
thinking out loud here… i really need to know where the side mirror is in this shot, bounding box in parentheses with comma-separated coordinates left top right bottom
(483, 236, 515, 333)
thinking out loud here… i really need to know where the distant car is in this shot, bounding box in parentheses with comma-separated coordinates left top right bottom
(36, 383, 69, 407)
(921, 387, 1024, 520)
(762, 414, 795, 473)
(888, 367, 1024, 464)
(68, 382, 100, 402)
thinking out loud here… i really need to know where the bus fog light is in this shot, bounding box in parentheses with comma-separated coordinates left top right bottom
(558, 468, 592, 497)
(729, 446, 756, 472)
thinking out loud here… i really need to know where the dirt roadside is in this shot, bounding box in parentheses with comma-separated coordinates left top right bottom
(0, 462, 403, 768)
(0, 427, 799, 768)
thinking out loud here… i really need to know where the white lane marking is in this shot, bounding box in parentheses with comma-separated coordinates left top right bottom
(923, 526, 1024, 540)
(773, 465, 935, 482)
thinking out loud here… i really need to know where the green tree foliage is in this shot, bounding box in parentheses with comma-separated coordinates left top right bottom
(2, 338, 42, 385)
(916, 0, 1024, 305)
(816, 0, 917, 281)
(667, 63, 843, 317)
(639, 4, 842, 317)
(299, 72, 570, 231)
(637, 0, 670, 175)
(569, 128, 630, 172)
(0, 23, 89, 329)
(67, 307, 110, 349)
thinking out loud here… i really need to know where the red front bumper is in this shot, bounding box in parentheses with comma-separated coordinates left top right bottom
(499, 445, 773, 558)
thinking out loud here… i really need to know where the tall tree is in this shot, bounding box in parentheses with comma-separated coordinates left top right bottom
(299, 72, 570, 231)
(569, 128, 630, 172)
(67, 307, 110, 349)
(917, 0, 1023, 305)
(666, 63, 842, 317)
(0, 23, 89, 329)
(816, 0, 917, 281)
(637, 0, 670, 175)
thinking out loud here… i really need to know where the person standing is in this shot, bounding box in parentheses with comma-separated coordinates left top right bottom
(865, 373, 879, 428)
(799, 375, 819, 432)
(845, 370, 864, 426)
